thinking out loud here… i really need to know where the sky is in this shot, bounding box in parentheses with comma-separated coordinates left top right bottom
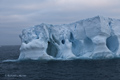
(0, 0, 120, 45)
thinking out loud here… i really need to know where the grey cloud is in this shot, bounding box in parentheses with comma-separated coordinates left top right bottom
(0, 0, 120, 45)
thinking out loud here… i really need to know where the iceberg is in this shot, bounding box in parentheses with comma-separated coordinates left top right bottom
(18, 16, 120, 60)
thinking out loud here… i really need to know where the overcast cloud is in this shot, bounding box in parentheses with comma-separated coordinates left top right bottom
(0, 0, 120, 45)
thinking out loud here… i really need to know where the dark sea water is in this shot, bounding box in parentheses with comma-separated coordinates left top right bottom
(0, 46, 120, 80)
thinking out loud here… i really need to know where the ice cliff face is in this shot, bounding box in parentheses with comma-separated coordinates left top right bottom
(18, 16, 120, 60)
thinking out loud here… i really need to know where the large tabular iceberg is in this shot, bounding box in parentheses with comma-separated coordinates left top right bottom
(18, 16, 120, 60)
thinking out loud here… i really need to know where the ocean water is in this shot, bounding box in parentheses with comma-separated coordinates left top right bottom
(0, 46, 120, 80)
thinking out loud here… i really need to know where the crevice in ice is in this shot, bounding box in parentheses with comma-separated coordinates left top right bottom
(69, 32, 74, 42)
(106, 35, 119, 53)
(24, 41, 28, 44)
(61, 39, 65, 44)
(108, 21, 114, 36)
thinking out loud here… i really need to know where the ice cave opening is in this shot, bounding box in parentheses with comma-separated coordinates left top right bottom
(47, 41, 58, 57)
(84, 37, 94, 53)
(106, 35, 119, 53)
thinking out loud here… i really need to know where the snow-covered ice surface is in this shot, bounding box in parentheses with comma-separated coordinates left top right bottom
(18, 16, 120, 60)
